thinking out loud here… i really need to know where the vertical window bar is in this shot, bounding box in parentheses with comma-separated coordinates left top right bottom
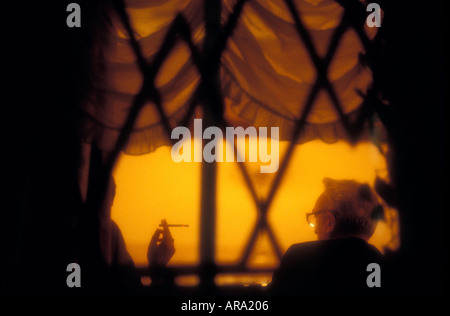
(199, 0, 223, 288)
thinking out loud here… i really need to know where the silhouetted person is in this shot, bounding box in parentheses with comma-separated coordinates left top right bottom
(269, 178, 384, 295)
(99, 176, 175, 288)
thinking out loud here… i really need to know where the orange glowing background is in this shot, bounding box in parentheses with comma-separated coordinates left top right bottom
(111, 137, 399, 268)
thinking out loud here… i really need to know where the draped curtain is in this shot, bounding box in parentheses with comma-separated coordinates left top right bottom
(83, 0, 381, 155)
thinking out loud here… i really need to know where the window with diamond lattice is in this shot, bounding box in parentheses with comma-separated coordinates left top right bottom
(83, 0, 399, 286)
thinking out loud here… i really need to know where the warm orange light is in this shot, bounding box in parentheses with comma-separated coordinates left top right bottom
(111, 138, 399, 268)
(111, 140, 201, 266)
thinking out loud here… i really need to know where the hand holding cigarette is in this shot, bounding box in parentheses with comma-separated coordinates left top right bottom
(147, 218, 176, 267)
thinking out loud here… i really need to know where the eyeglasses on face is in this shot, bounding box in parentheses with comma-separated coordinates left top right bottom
(305, 210, 334, 228)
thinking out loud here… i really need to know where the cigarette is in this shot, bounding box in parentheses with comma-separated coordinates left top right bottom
(159, 224, 189, 227)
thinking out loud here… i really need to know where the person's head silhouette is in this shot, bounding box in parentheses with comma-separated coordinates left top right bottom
(307, 178, 383, 241)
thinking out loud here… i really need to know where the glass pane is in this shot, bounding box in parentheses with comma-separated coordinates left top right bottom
(216, 140, 257, 264)
(246, 230, 280, 269)
(269, 139, 399, 254)
(111, 144, 201, 267)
